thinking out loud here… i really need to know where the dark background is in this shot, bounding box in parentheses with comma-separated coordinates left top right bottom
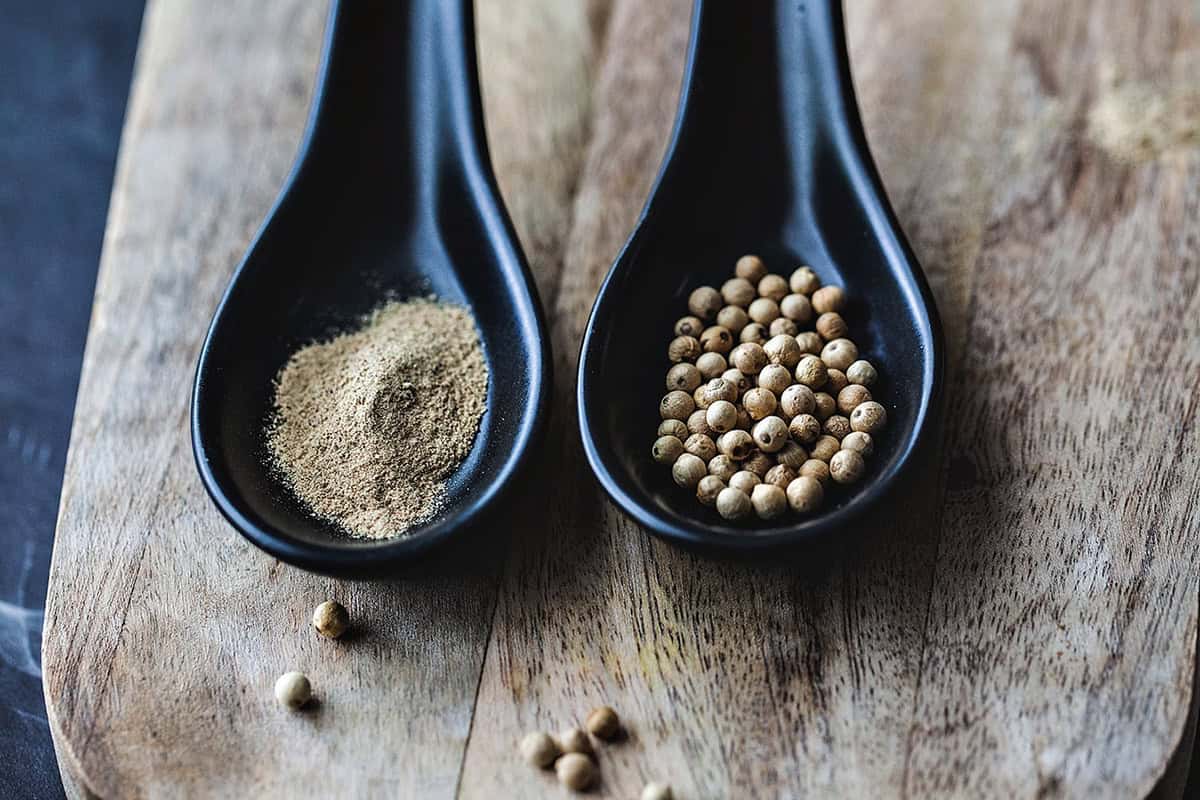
(0, 1, 144, 797)
(0, 1, 1196, 797)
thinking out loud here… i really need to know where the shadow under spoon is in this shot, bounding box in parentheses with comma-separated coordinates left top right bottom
(578, 0, 944, 557)
(192, 0, 550, 578)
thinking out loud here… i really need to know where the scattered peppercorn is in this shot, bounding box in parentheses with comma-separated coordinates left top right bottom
(555, 753, 596, 791)
(585, 706, 621, 739)
(519, 731, 560, 768)
(312, 600, 350, 639)
(274, 671, 311, 710)
(654, 255, 892, 521)
(642, 782, 674, 800)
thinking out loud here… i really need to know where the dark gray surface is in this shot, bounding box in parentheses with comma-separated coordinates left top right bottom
(0, 1, 143, 797)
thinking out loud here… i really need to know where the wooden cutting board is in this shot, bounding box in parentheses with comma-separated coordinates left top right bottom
(43, 0, 1200, 796)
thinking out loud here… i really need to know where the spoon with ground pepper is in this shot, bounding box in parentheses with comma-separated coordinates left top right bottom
(192, 0, 550, 577)
(578, 0, 944, 555)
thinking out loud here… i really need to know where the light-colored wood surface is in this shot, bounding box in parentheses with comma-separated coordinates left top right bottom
(43, 0, 1200, 797)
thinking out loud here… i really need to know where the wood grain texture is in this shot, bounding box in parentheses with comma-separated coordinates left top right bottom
(42, 0, 600, 796)
(43, 0, 1200, 797)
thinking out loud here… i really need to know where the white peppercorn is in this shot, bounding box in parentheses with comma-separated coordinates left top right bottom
(672, 453, 707, 489)
(780, 384, 816, 417)
(717, 305, 750, 333)
(821, 338, 858, 371)
(668, 335, 701, 363)
(850, 401, 887, 434)
(830, 448, 866, 484)
(728, 470, 760, 494)
(658, 419, 687, 439)
(695, 351, 728, 380)
(764, 334, 803, 369)
(674, 315, 703, 338)
(757, 274, 789, 302)
(799, 458, 831, 485)
(841, 431, 874, 456)
(701, 377, 737, 406)
(764, 464, 797, 489)
(769, 317, 799, 337)
(748, 297, 780, 324)
(837, 384, 871, 414)
(788, 413, 821, 444)
(823, 414, 851, 440)
(721, 368, 752, 395)
(811, 285, 845, 314)
(687, 409, 712, 436)
(742, 387, 778, 421)
(780, 293, 814, 324)
(652, 435, 684, 464)
(735, 254, 767, 283)
(743, 449, 774, 477)
(555, 753, 596, 791)
(688, 286, 722, 320)
(666, 363, 702, 392)
(719, 429, 754, 460)
(794, 355, 828, 388)
(520, 731, 560, 768)
(739, 322, 769, 345)
(813, 392, 836, 420)
(700, 325, 733, 354)
(735, 406, 753, 430)
(794, 331, 823, 355)
(706, 400, 738, 433)
(776, 440, 808, 469)
(708, 454, 738, 481)
(692, 384, 711, 410)
(751, 416, 789, 453)
(697, 474, 726, 506)
(660, 390, 694, 420)
(786, 475, 824, 513)
(275, 671, 311, 710)
(721, 277, 757, 307)
(810, 435, 840, 462)
(642, 782, 674, 800)
(846, 359, 877, 386)
(586, 706, 621, 739)
(825, 368, 848, 396)
(730, 342, 767, 373)
(716, 487, 753, 520)
(815, 311, 848, 341)
(757, 364, 792, 395)
(559, 727, 593, 756)
(685, 433, 717, 461)
(789, 266, 820, 295)
(751, 483, 788, 519)
(313, 600, 350, 639)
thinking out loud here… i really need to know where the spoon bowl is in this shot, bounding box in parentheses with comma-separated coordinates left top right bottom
(192, 0, 550, 577)
(578, 0, 943, 555)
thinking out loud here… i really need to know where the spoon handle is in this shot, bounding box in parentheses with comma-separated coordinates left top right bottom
(299, 0, 492, 213)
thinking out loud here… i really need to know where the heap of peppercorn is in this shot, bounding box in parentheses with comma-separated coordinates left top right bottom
(654, 254, 887, 521)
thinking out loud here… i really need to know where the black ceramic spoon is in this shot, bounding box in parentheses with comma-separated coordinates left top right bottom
(192, 0, 550, 578)
(578, 0, 944, 555)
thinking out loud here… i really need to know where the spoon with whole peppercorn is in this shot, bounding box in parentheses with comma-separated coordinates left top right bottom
(578, 0, 944, 554)
(192, 0, 550, 577)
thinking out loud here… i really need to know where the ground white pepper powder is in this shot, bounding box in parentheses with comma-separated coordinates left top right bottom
(268, 297, 488, 540)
